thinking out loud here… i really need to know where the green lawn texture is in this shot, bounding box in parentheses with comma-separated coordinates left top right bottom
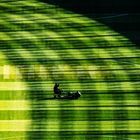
(0, 0, 140, 140)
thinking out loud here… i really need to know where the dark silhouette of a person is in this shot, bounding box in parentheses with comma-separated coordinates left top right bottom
(53, 83, 61, 98)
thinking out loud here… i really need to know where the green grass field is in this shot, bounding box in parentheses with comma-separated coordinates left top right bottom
(0, 0, 140, 139)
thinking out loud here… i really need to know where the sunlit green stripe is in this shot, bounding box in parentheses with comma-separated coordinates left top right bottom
(0, 82, 27, 90)
(0, 120, 139, 131)
(1, 81, 139, 89)
(0, 100, 140, 110)
(0, 120, 30, 131)
(28, 106, 140, 111)
(1, 47, 139, 56)
(0, 111, 30, 120)
(0, 100, 29, 110)
(0, 91, 27, 100)
(0, 81, 139, 91)
(0, 132, 26, 140)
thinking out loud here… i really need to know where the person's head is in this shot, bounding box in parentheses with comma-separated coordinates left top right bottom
(55, 83, 59, 87)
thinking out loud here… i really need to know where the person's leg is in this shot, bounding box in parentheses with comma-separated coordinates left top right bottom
(58, 93, 61, 98)
(58, 90, 61, 98)
(54, 94, 56, 98)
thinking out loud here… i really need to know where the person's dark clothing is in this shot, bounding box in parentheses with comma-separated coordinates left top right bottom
(53, 83, 61, 98)
(54, 84, 61, 94)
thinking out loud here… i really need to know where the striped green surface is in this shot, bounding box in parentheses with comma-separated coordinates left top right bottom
(0, 0, 140, 139)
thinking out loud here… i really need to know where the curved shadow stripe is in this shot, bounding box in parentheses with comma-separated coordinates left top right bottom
(0, 0, 140, 140)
